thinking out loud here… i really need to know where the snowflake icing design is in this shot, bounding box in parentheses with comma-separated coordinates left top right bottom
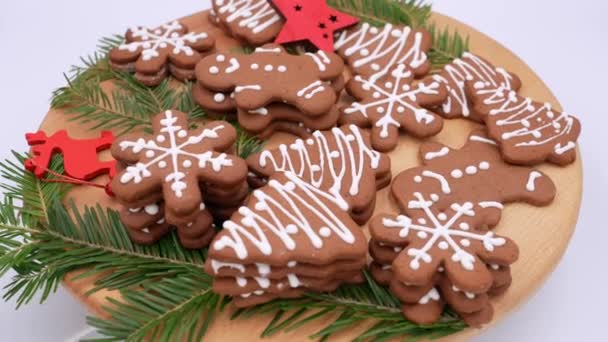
(382, 192, 507, 271)
(119, 111, 233, 198)
(119, 21, 209, 61)
(343, 64, 444, 142)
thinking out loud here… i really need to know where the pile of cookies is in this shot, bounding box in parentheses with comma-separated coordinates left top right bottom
(205, 172, 369, 307)
(110, 110, 249, 249)
(105, 2, 583, 328)
(368, 131, 556, 325)
(192, 44, 345, 138)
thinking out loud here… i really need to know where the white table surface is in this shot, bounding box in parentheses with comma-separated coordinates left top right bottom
(0, 1, 606, 341)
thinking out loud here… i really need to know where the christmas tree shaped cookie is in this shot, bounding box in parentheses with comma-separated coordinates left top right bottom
(247, 125, 392, 224)
(206, 172, 367, 307)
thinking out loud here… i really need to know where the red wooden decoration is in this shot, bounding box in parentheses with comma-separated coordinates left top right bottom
(25, 130, 116, 181)
(271, 0, 359, 51)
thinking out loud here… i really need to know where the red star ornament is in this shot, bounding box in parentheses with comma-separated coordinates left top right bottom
(271, 0, 359, 51)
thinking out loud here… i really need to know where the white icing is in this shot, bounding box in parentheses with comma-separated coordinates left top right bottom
(385, 192, 506, 271)
(432, 52, 516, 117)
(213, 93, 226, 103)
(418, 288, 440, 304)
(526, 171, 542, 192)
(120, 21, 209, 61)
(225, 58, 241, 73)
(144, 204, 159, 216)
(297, 81, 326, 100)
(287, 274, 301, 288)
(214, 172, 358, 259)
(215, 0, 282, 35)
(306, 51, 331, 72)
(478, 201, 504, 209)
(119, 111, 233, 198)
(469, 135, 498, 145)
(424, 147, 449, 160)
(335, 23, 428, 78)
(210, 259, 246, 274)
(343, 64, 440, 139)
(235, 85, 262, 93)
(258, 125, 382, 206)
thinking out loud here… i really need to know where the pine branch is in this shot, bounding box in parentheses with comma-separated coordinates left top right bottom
(233, 272, 466, 341)
(87, 275, 225, 342)
(427, 23, 470, 68)
(328, 0, 432, 28)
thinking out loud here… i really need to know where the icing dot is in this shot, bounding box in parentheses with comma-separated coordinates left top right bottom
(178, 130, 188, 138)
(370, 27, 379, 34)
(414, 175, 422, 183)
(479, 161, 490, 170)
(264, 64, 274, 72)
(373, 92, 381, 98)
(402, 84, 410, 91)
(430, 194, 439, 202)
(438, 241, 449, 250)
(490, 264, 500, 270)
(438, 213, 447, 221)
(459, 222, 470, 230)
(288, 261, 297, 267)
(438, 266, 445, 272)
(144, 204, 159, 215)
(209, 66, 219, 74)
(451, 169, 463, 178)
(285, 224, 298, 234)
(371, 63, 380, 71)
(306, 139, 314, 145)
(278, 65, 287, 72)
(360, 48, 369, 56)
(393, 246, 402, 252)
(214, 93, 226, 103)
(460, 239, 471, 247)
(154, 29, 162, 35)
(216, 54, 226, 62)
(319, 227, 332, 237)
(418, 218, 427, 224)
(377, 107, 385, 113)
(397, 106, 405, 113)
(183, 160, 193, 168)
(417, 231, 428, 239)
(158, 161, 167, 168)
(465, 166, 477, 175)
(251, 63, 259, 70)
(146, 150, 155, 158)
(156, 135, 166, 143)
(391, 29, 402, 37)
(385, 82, 393, 88)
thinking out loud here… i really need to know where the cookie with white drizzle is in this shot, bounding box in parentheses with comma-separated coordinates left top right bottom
(206, 172, 367, 306)
(110, 110, 248, 226)
(109, 21, 215, 86)
(432, 52, 522, 121)
(334, 22, 432, 79)
(467, 81, 582, 166)
(247, 125, 391, 224)
(195, 44, 344, 115)
(392, 130, 556, 229)
(211, 0, 284, 46)
(341, 63, 447, 152)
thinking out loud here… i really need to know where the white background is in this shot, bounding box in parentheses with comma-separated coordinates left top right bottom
(0, 1, 606, 341)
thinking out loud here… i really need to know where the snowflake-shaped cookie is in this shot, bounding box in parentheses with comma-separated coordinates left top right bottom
(111, 110, 247, 223)
(370, 192, 519, 293)
(110, 21, 215, 86)
(341, 63, 447, 152)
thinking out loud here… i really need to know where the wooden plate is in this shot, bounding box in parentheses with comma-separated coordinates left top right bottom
(39, 9, 582, 341)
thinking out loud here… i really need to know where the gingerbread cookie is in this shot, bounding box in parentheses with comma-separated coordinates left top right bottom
(432, 53, 521, 120)
(390, 130, 556, 228)
(111, 110, 248, 226)
(211, 0, 284, 46)
(109, 21, 215, 86)
(247, 125, 391, 223)
(195, 44, 344, 115)
(467, 82, 582, 166)
(341, 63, 447, 152)
(334, 23, 432, 78)
(206, 172, 367, 307)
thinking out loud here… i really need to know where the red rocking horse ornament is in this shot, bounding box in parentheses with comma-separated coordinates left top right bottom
(25, 130, 117, 193)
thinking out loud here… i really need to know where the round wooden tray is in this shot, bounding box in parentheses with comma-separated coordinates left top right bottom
(40, 9, 582, 341)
